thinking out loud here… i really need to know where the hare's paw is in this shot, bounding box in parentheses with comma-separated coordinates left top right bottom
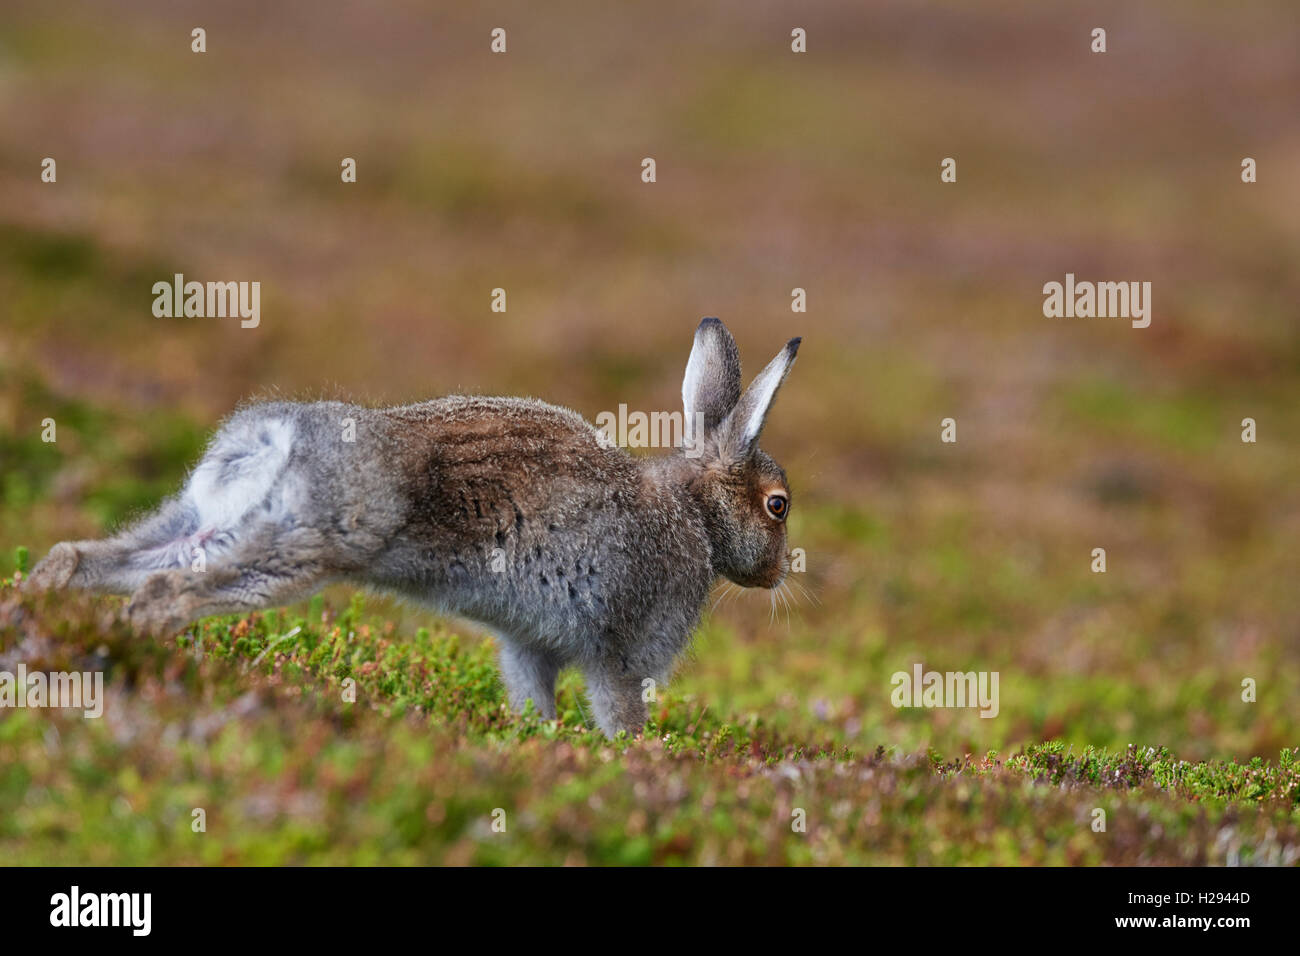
(126, 572, 193, 638)
(23, 542, 81, 592)
(585, 667, 651, 739)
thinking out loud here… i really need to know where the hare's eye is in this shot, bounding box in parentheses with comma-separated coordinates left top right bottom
(765, 493, 789, 521)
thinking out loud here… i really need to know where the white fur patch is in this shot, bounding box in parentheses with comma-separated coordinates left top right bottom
(185, 417, 295, 531)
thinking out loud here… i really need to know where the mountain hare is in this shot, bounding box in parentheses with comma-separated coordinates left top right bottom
(26, 317, 801, 736)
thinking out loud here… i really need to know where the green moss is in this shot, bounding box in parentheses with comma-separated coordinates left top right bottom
(1, 583, 1296, 865)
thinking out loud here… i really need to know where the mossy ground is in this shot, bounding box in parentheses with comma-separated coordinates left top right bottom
(2, 570, 1297, 865)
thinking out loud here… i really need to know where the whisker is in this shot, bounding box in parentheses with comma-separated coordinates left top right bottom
(709, 581, 744, 615)
(788, 577, 822, 607)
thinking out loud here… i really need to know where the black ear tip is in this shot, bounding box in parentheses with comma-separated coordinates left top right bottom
(698, 316, 723, 330)
(787, 336, 802, 355)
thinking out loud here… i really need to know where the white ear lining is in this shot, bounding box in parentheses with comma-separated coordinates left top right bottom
(725, 337, 800, 456)
(737, 354, 788, 448)
(681, 318, 741, 441)
(681, 332, 714, 445)
(681, 335, 709, 425)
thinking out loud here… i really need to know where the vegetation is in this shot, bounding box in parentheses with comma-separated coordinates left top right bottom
(2, 569, 1297, 865)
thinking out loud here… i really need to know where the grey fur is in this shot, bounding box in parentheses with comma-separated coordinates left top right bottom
(25, 318, 801, 736)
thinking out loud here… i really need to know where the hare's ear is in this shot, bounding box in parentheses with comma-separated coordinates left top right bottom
(718, 337, 801, 461)
(682, 317, 742, 437)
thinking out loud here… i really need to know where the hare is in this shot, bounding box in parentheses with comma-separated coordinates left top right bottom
(25, 317, 801, 736)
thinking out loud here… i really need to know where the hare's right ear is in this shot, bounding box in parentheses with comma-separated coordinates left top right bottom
(682, 317, 741, 438)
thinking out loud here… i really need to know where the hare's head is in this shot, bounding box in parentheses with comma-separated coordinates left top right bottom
(679, 317, 800, 589)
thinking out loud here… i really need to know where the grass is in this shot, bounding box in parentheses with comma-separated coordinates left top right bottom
(2, 570, 1298, 866)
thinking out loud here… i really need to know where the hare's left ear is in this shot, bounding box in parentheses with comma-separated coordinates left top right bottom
(719, 337, 800, 460)
(682, 317, 742, 436)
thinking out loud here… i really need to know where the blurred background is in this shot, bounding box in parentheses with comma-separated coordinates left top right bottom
(2, 0, 1297, 761)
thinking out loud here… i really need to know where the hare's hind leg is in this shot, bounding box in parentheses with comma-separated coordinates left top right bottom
(126, 522, 333, 637)
(25, 497, 200, 595)
(497, 639, 562, 719)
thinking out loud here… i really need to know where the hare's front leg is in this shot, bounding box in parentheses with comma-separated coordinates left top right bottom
(496, 639, 561, 719)
(584, 662, 652, 738)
